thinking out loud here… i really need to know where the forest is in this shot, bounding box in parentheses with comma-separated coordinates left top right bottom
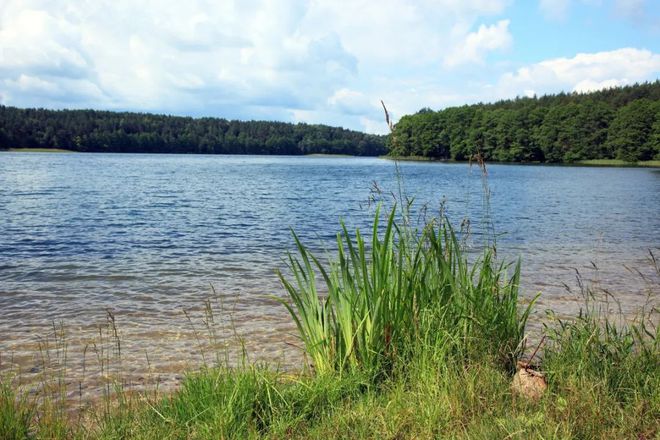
(388, 81, 660, 162)
(2, 82, 659, 162)
(0, 107, 386, 156)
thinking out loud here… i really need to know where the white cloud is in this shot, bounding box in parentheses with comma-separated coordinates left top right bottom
(360, 116, 390, 135)
(572, 78, 628, 92)
(6, 75, 59, 94)
(0, 0, 515, 132)
(0, 0, 364, 113)
(0, 0, 658, 134)
(498, 48, 660, 97)
(0, 8, 91, 78)
(444, 20, 512, 67)
(327, 88, 375, 115)
(301, 0, 511, 65)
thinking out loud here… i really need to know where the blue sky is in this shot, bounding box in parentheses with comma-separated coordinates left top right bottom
(0, 0, 658, 134)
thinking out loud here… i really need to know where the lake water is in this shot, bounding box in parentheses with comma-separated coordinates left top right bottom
(1, 153, 659, 395)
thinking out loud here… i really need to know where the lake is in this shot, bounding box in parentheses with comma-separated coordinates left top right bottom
(1, 153, 658, 395)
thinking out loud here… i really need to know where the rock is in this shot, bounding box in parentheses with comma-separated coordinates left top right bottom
(511, 361, 547, 401)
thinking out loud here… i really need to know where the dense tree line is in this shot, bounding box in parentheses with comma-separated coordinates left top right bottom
(0, 107, 386, 156)
(389, 81, 660, 162)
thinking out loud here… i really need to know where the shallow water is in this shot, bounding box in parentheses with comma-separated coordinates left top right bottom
(1, 153, 658, 395)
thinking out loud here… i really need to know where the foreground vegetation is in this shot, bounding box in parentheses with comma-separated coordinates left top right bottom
(1, 207, 658, 439)
(390, 81, 660, 163)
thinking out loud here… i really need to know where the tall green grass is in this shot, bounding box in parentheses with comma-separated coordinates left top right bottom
(276, 205, 536, 377)
(0, 380, 34, 440)
(539, 275, 660, 437)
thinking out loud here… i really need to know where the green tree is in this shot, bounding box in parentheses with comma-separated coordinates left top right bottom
(606, 99, 656, 161)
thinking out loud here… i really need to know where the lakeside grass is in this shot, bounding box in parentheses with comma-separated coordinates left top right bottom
(1, 207, 658, 439)
(382, 155, 660, 168)
(380, 155, 448, 162)
(576, 159, 660, 167)
(4, 148, 74, 153)
(305, 153, 355, 158)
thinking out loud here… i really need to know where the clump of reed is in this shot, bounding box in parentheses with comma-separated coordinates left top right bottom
(276, 204, 536, 378)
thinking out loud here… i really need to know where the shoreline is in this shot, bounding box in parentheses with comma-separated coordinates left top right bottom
(3, 148, 660, 168)
(2, 251, 656, 438)
(4, 147, 74, 153)
(381, 155, 660, 168)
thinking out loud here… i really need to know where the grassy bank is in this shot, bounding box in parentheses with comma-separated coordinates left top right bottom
(305, 153, 355, 157)
(380, 155, 450, 162)
(1, 207, 658, 439)
(382, 155, 660, 168)
(576, 159, 660, 167)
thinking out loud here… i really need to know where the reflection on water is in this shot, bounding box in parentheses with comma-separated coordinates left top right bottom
(1, 153, 659, 395)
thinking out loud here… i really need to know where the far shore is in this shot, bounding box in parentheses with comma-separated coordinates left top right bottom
(382, 155, 660, 168)
(304, 153, 354, 158)
(4, 147, 74, 153)
(3, 148, 659, 168)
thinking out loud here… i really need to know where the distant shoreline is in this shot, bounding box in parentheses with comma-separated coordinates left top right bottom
(304, 153, 354, 158)
(3, 148, 659, 168)
(382, 155, 660, 168)
(4, 147, 74, 153)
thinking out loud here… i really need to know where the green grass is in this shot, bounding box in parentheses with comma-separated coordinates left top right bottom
(0, 381, 34, 440)
(380, 156, 660, 167)
(5, 148, 74, 153)
(1, 207, 658, 439)
(276, 205, 533, 377)
(576, 159, 660, 167)
(305, 154, 355, 158)
(380, 155, 450, 162)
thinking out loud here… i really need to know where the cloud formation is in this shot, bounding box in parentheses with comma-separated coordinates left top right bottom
(0, 0, 658, 133)
(445, 20, 512, 67)
(498, 48, 660, 97)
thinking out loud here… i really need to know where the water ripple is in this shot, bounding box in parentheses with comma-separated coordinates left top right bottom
(0, 153, 658, 390)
